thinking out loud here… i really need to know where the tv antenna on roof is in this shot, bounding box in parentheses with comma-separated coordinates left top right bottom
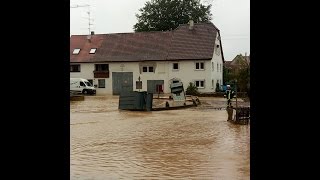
(70, 4, 94, 35)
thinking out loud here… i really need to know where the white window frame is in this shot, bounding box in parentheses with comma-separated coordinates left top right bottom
(195, 62, 205, 70)
(73, 48, 81, 55)
(194, 80, 205, 89)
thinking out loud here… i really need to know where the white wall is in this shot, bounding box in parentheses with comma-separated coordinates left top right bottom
(70, 55, 224, 95)
(210, 34, 224, 91)
(70, 63, 110, 95)
(166, 60, 210, 93)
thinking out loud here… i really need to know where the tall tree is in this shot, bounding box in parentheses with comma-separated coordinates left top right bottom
(134, 0, 212, 32)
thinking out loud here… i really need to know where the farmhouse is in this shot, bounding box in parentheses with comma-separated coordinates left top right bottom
(70, 21, 224, 95)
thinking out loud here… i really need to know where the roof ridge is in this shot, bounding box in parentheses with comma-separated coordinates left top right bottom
(175, 21, 219, 31)
(71, 30, 173, 37)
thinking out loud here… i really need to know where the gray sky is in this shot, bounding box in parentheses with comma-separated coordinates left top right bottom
(70, 0, 250, 61)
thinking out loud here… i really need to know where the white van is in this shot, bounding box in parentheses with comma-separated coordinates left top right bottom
(70, 78, 96, 95)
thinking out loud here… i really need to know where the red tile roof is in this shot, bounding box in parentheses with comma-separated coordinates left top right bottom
(70, 35, 105, 63)
(224, 54, 250, 69)
(70, 22, 223, 63)
(168, 23, 217, 60)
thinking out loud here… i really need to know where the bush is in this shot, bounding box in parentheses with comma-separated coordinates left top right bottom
(215, 82, 220, 92)
(186, 82, 199, 96)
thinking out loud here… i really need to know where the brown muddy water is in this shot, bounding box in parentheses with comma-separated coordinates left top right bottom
(70, 96, 250, 179)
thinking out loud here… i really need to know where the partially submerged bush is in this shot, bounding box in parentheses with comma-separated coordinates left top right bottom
(186, 82, 199, 96)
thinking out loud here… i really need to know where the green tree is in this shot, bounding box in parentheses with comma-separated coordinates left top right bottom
(186, 82, 199, 95)
(223, 56, 250, 93)
(236, 59, 250, 92)
(223, 66, 234, 85)
(237, 66, 250, 92)
(134, 0, 212, 32)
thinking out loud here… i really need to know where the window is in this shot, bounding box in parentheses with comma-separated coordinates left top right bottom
(220, 64, 222, 72)
(195, 80, 205, 88)
(143, 67, 148, 72)
(89, 48, 97, 54)
(136, 81, 142, 89)
(98, 79, 105, 88)
(88, 79, 93, 86)
(217, 63, 219, 72)
(212, 62, 214, 71)
(73, 48, 80, 54)
(142, 66, 154, 72)
(80, 81, 85, 86)
(195, 62, 204, 70)
(95, 64, 109, 71)
(173, 63, 179, 70)
(212, 79, 214, 88)
(70, 65, 80, 72)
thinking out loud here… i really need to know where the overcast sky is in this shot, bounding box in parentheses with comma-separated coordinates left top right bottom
(70, 0, 250, 61)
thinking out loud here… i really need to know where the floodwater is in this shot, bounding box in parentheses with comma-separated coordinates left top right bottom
(70, 96, 250, 179)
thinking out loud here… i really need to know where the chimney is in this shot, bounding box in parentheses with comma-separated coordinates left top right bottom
(91, 31, 94, 35)
(87, 35, 91, 43)
(189, 20, 194, 30)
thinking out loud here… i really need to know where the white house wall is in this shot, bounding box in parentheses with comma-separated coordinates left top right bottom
(210, 34, 224, 91)
(166, 60, 210, 93)
(70, 63, 110, 95)
(71, 58, 223, 95)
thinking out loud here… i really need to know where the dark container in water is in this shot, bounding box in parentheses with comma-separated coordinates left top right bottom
(119, 91, 153, 111)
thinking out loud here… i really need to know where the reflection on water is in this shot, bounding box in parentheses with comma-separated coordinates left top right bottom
(71, 96, 250, 179)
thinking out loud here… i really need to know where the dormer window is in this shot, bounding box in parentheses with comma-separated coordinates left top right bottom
(73, 48, 80, 55)
(90, 48, 97, 54)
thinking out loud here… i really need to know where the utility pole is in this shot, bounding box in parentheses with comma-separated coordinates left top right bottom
(235, 79, 238, 109)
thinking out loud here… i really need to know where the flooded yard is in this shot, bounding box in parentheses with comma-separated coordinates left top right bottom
(70, 96, 250, 179)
